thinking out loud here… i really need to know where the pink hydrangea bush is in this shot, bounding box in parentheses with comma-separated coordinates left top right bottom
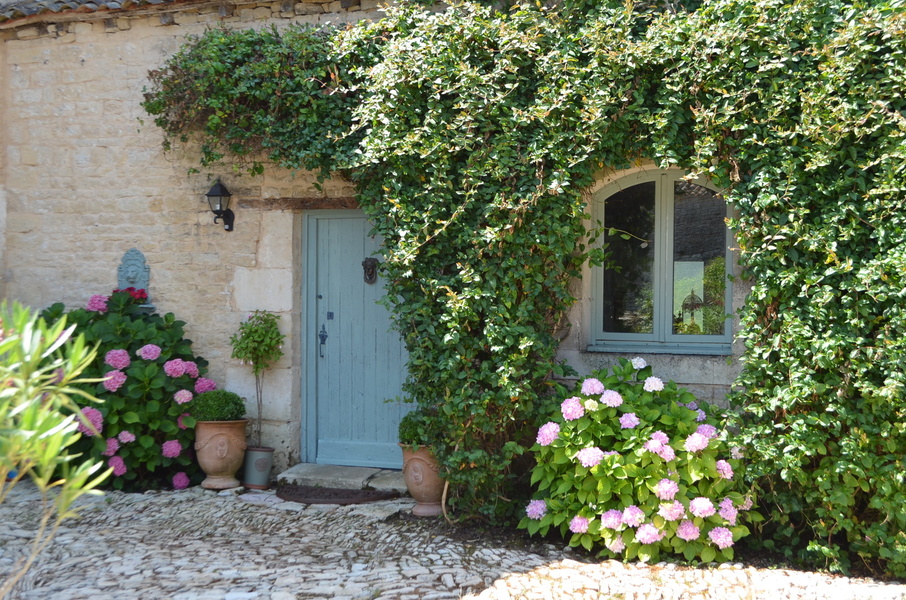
(519, 358, 759, 564)
(40, 289, 215, 491)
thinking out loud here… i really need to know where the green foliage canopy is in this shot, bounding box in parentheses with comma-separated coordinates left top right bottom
(142, 0, 906, 574)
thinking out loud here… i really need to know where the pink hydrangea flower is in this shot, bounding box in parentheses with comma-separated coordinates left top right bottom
(182, 361, 199, 379)
(708, 526, 734, 549)
(696, 424, 718, 439)
(162, 440, 182, 458)
(677, 520, 700, 541)
(655, 479, 679, 500)
(137, 344, 162, 361)
(643, 376, 664, 392)
(658, 501, 686, 521)
(635, 524, 664, 545)
(690, 497, 716, 518)
(102, 437, 120, 457)
(657, 445, 676, 461)
(103, 370, 127, 393)
(741, 496, 754, 511)
(86, 294, 108, 313)
(581, 378, 605, 395)
(719, 498, 738, 525)
(621, 505, 645, 528)
(561, 397, 585, 421)
(650, 431, 669, 444)
(569, 515, 590, 534)
(684, 432, 709, 453)
(77, 407, 103, 435)
(583, 399, 599, 412)
(104, 349, 131, 370)
(716, 460, 734, 479)
(644, 438, 664, 454)
(600, 390, 623, 407)
(607, 537, 625, 553)
(619, 412, 640, 429)
(695, 409, 707, 422)
(118, 431, 136, 443)
(731, 447, 744, 460)
(177, 413, 190, 430)
(601, 509, 623, 529)
(174, 389, 193, 405)
(172, 472, 190, 490)
(194, 377, 217, 394)
(108, 455, 127, 476)
(526, 500, 547, 520)
(631, 357, 647, 370)
(576, 447, 605, 468)
(537, 422, 560, 446)
(164, 359, 187, 378)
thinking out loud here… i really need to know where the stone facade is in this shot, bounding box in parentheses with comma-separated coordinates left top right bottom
(0, 1, 745, 474)
(0, 0, 376, 471)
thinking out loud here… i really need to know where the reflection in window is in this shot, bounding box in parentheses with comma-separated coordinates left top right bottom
(602, 182, 655, 334)
(672, 182, 726, 336)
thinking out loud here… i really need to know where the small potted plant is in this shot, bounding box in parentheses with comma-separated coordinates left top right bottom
(189, 390, 247, 490)
(398, 408, 445, 517)
(230, 310, 285, 489)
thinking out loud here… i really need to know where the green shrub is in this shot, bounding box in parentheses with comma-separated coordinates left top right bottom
(189, 390, 247, 422)
(41, 289, 215, 491)
(229, 310, 284, 447)
(397, 407, 439, 449)
(521, 358, 758, 563)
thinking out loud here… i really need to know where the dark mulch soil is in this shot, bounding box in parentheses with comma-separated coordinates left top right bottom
(393, 512, 898, 582)
(275, 483, 400, 505)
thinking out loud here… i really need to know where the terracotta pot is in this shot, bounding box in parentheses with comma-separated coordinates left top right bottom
(399, 443, 445, 517)
(195, 420, 248, 490)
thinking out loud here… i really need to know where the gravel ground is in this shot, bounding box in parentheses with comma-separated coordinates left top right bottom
(1, 481, 904, 600)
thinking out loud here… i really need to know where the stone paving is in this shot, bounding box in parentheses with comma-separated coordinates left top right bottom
(2, 481, 906, 600)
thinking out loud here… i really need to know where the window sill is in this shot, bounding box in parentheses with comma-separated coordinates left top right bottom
(586, 342, 732, 356)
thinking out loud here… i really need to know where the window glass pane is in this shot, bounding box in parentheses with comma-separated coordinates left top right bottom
(672, 181, 726, 336)
(602, 182, 655, 334)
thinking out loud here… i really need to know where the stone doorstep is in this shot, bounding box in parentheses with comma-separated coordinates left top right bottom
(276, 463, 407, 494)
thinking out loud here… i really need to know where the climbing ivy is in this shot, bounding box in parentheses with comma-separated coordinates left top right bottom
(142, 0, 906, 574)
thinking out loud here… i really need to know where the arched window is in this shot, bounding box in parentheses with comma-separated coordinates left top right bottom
(590, 169, 733, 355)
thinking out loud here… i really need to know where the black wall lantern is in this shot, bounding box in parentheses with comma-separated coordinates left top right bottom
(205, 182, 235, 231)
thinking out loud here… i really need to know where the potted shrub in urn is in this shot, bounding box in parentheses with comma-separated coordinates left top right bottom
(230, 310, 285, 489)
(189, 390, 247, 490)
(398, 408, 445, 517)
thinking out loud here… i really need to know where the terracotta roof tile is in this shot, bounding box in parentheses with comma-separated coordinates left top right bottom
(0, 0, 182, 24)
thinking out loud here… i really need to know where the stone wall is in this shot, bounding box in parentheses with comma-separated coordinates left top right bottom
(0, 1, 375, 471)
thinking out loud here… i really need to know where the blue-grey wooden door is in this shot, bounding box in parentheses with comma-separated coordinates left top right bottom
(304, 211, 409, 468)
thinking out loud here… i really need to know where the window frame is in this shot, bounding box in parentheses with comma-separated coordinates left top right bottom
(587, 168, 734, 356)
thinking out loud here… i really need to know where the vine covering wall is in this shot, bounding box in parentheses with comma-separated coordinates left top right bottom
(143, 0, 906, 575)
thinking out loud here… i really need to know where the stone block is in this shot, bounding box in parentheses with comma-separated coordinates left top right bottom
(16, 27, 41, 40)
(258, 212, 294, 270)
(232, 267, 293, 312)
(295, 2, 324, 14)
(174, 12, 199, 25)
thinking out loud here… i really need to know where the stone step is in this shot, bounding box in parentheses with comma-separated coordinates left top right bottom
(276, 463, 407, 494)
